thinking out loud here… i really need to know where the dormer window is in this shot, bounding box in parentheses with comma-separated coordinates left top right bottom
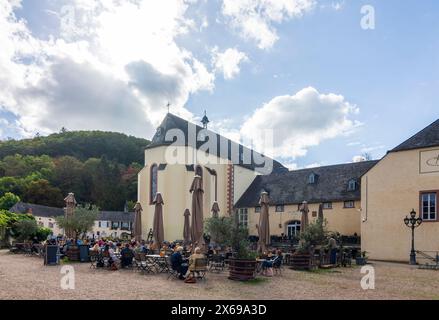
(308, 173, 317, 184)
(348, 179, 358, 191)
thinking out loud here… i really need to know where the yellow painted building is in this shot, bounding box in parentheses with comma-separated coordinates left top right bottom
(361, 119, 439, 262)
(235, 161, 377, 238)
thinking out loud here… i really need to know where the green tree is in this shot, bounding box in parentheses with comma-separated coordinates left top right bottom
(23, 179, 64, 207)
(14, 219, 38, 242)
(52, 156, 85, 199)
(0, 192, 20, 210)
(35, 227, 52, 241)
(0, 177, 25, 197)
(55, 205, 99, 240)
(204, 216, 234, 246)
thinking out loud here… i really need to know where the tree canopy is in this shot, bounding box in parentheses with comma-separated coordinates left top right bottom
(0, 130, 149, 210)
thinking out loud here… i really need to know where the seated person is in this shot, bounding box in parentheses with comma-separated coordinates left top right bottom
(185, 247, 205, 283)
(171, 246, 188, 280)
(262, 250, 282, 275)
(120, 243, 134, 268)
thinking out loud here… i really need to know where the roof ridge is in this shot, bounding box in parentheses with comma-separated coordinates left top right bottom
(390, 118, 439, 153)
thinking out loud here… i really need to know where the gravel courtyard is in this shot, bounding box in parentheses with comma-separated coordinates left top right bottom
(0, 250, 438, 300)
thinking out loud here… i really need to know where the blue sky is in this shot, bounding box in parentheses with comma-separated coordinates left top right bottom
(0, 0, 438, 169)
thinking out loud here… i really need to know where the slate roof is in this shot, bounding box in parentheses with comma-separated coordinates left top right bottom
(146, 113, 287, 174)
(10, 202, 64, 218)
(391, 119, 439, 153)
(235, 160, 379, 208)
(10, 202, 134, 222)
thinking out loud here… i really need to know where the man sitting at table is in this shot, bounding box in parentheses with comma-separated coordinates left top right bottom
(171, 246, 188, 280)
(120, 243, 134, 268)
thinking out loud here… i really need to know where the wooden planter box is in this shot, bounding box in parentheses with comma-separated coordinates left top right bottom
(66, 246, 80, 261)
(291, 253, 314, 270)
(228, 259, 257, 281)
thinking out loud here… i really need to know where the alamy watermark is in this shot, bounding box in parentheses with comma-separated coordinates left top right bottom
(360, 265, 375, 290)
(60, 265, 75, 290)
(361, 5, 376, 30)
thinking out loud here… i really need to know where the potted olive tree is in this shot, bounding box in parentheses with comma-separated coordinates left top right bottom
(56, 204, 98, 261)
(204, 214, 257, 281)
(291, 219, 327, 270)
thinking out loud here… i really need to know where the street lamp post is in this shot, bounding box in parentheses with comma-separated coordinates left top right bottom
(404, 209, 422, 265)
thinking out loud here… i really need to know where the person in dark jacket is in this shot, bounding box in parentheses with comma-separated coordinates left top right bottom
(170, 246, 188, 280)
(120, 243, 134, 268)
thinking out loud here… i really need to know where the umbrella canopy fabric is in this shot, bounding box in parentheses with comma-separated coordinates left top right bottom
(211, 201, 220, 218)
(258, 192, 270, 253)
(133, 202, 143, 242)
(190, 175, 204, 247)
(300, 201, 309, 233)
(183, 209, 191, 245)
(152, 193, 164, 248)
(318, 203, 324, 222)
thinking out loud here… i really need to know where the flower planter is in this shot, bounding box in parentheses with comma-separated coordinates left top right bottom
(228, 258, 257, 281)
(291, 253, 314, 270)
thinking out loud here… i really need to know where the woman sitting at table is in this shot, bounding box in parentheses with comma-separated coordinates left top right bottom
(171, 246, 188, 280)
(185, 247, 205, 283)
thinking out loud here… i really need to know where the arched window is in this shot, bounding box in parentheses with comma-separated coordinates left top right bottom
(348, 179, 357, 191)
(150, 164, 158, 203)
(308, 173, 317, 184)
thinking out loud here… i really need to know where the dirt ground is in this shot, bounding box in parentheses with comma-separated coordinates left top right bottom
(0, 250, 438, 300)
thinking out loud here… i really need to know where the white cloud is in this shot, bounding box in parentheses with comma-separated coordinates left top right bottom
(221, 0, 316, 49)
(0, 0, 214, 138)
(240, 87, 361, 159)
(212, 47, 248, 79)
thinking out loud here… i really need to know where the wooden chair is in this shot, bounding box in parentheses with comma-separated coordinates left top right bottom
(273, 256, 283, 275)
(190, 258, 208, 280)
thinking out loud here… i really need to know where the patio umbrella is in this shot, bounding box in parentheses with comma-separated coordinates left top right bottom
(211, 201, 220, 218)
(300, 201, 309, 233)
(258, 192, 270, 253)
(152, 193, 164, 248)
(133, 202, 143, 241)
(190, 175, 205, 249)
(318, 203, 324, 222)
(183, 209, 191, 245)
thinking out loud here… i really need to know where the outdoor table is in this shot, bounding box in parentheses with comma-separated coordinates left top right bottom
(145, 255, 169, 273)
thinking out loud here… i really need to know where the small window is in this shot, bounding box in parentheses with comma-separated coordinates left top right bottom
(48, 222, 54, 228)
(323, 202, 333, 210)
(112, 222, 120, 230)
(275, 205, 284, 212)
(255, 206, 261, 213)
(121, 222, 130, 230)
(421, 192, 437, 221)
(344, 201, 355, 208)
(38, 222, 44, 227)
(348, 179, 358, 191)
(308, 173, 317, 184)
(238, 208, 248, 228)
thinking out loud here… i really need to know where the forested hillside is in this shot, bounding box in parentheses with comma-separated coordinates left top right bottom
(0, 131, 150, 211)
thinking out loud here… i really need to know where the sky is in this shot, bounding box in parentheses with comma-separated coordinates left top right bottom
(0, 0, 438, 169)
